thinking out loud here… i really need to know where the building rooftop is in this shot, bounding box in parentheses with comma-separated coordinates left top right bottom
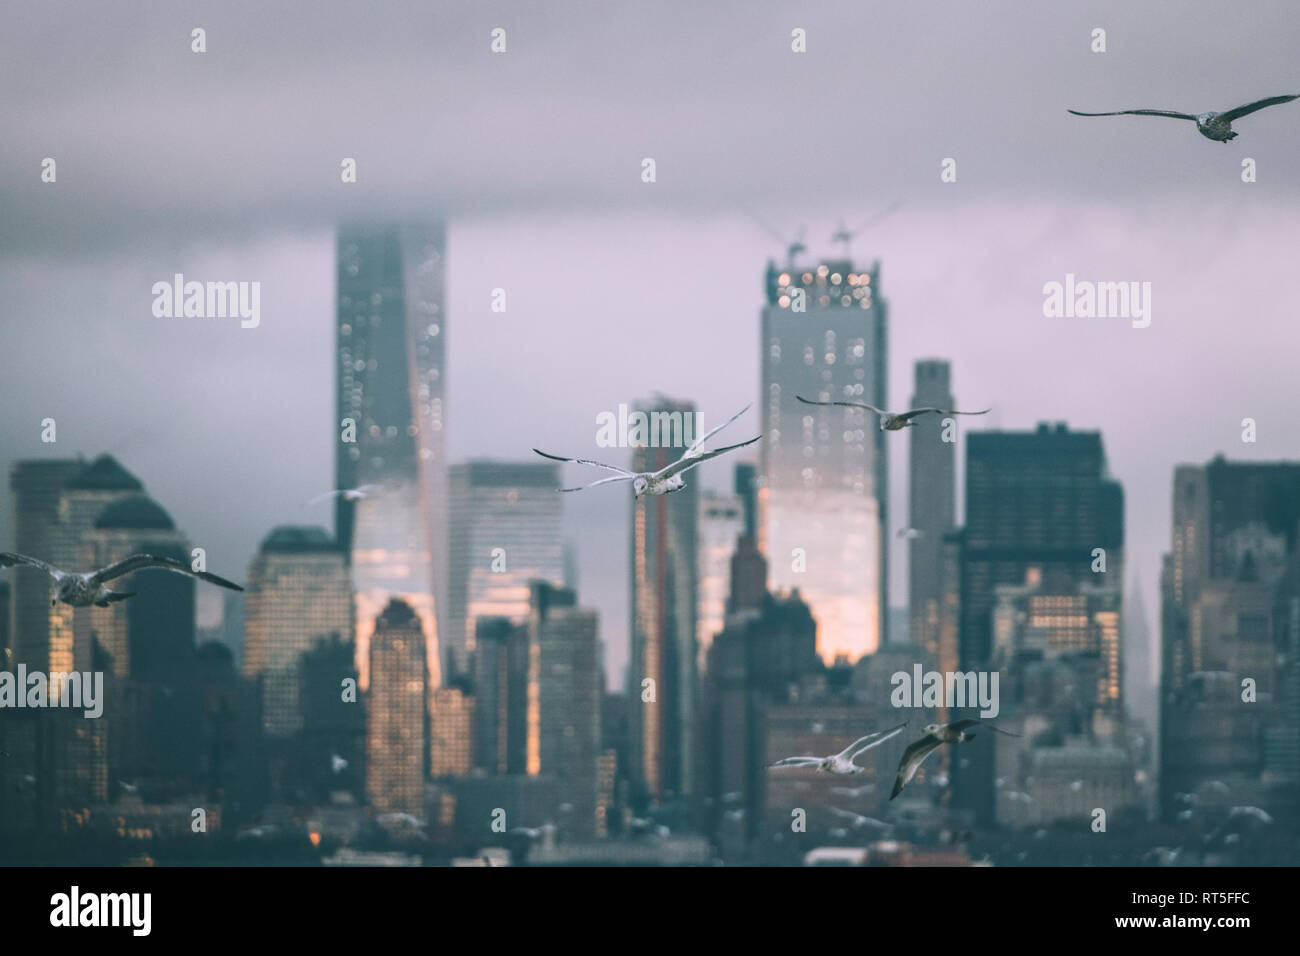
(67, 454, 144, 492)
(93, 494, 174, 530)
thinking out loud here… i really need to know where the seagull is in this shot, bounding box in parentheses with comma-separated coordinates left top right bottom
(306, 485, 382, 507)
(330, 755, 348, 774)
(890, 719, 1021, 799)
(829, 807, 891, 830)
(534, 403, 759, 496)
(0, 552, 244, 607)
(509, 826, 546, 840)
(378, 812, 425, 828)
(118, 780, 138, 794)
(1228, 806, 1273, 825)
(830, 783, 876, 798)
(796, 395, 990, 432)
(768, 721, 908, 775)
(1068, 94, 1299, 143)
(896, 527, 923, 540)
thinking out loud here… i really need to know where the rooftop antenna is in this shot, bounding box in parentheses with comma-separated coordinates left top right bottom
(830, 201, 901, 259)
(746, 211, 808, 271)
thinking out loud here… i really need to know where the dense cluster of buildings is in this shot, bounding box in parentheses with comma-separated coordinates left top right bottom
(2, 223, 1295, 865)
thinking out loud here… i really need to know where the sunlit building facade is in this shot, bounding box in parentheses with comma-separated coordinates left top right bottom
(336, 223, 447, 692)
(760, 257, 888, 663)
(366, 599, 426, 815)
(447, 461, 563, 678)
(243, 526, 351, 738)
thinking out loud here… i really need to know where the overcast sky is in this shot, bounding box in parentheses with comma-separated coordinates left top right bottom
(3, 1, 1298, 686)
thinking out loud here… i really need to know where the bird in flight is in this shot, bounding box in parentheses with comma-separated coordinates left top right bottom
(534, 403, 758, 496)
(891, 719, 1021, 800)
(1068, 94, 1299, 142)
(0, 552, 244, 607)
(797, 395, 990, 432)
(829, 807, 892, 831)
(768, 721, 908, 775)
(305, 484, 382, 507)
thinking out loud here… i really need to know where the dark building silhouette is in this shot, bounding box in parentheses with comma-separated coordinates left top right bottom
(472, 616, 529, 775)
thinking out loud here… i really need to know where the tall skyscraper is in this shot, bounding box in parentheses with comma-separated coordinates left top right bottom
(908, 359, 957, 657)
(242, 526, 351, 738)
(7, 459, 84, 672)
(953, 423, 1125, 822)
(628, 396, 699, 801)
(366, 599, 426, 814)
(1159, 457, 1300, 818)
(527, 583, 601, 837)
(697, 489, 745, 671)
(760, 257, 888, 662)
(447, 460, 563, 678)
(472, 616, 529, 775)
(336, 223, 447, 692)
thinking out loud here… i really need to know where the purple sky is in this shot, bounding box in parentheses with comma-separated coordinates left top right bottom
(3, 1, 1299, 686)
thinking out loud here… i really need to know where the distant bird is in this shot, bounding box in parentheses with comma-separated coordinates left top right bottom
(1069, 780, 1083, 792)
(534, 404, 758, 496)
(378, 812, 425, 828)
(829, 807, 891, 830)
(724, 809, 746, 822)
(1068, 94, 1299, 142)
(305, 485, 382, 507)
(891, 720, 1020, 799)
(830, 783, 876, 799)
(896, 527, 923, 540)
(0, 552, 243, 607)
(796, 395, 989, 432)
(1005, 791, 1034, 804)
(509, 826, 546, 840)
(769, 721, 908, 775)
(330, 755, 348, 774)
(118, 780, 138, 794)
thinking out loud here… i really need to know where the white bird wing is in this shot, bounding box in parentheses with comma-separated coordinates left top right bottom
(90, 554, 244, 591)
(768, 756, 823, 769)
(658, 436, 759, 480)
(558, 474, 637, 494)
(796, 395, 886, 417)
(680, 403, 751, 461)
(891, 734, 943, 799)
(838, 721, 908, 760)
(0, 552, 64, 580)
(1220, 94, 1300, 122)
(896, 406, 991, 423)
(829, 807, 864, 824)
(1067, 108, 1196, 121)
(533, 448, 634, 477)
(305, 489, 344, 507)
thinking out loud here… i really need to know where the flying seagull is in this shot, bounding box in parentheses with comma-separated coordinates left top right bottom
(890, 719, 1021, 799)
(1068, 94, 1299, 142)
(534, 403, 758, 496)
(768, 721, 908, 775)
(305, 484, 382, 507)
(896, 527, 923, 540)
(796, 395, 990, 432)
(829, 807, 891, 830)
(330, 755, 348, 774)
(0, 552, 244, 607)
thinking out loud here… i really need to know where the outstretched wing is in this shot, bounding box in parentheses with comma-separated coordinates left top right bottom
(659, 436, 759, 480)
(952, 717, 1021, 737)
(305, 489, 344, 507)
(768, 756, 822, 769)
(558, 474, 637, 494)
(796, 395, 886, 417)
(533, 448, 634, 477)
(896, 406, 991, 424)
(890, 734, 942, 799)
(0, 552, 64, 580)
(1220, 94, 1300, 122)
(1068, 108, 1195, 121)
(91, 554, 244, 591)
(681, 403, 751, 461)
(837, 721, 908, 760)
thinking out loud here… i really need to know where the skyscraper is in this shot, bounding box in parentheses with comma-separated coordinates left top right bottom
(447, 460, 563, 678)
(697, 489, 745, 671)
(366, 599, 426, 815)
(1159, 457, 1300, 818)
(527, 583, 601, 837)
(336, 223, 447, 692)
(628, 396, 699, 801)
(954, 423, 1125, 822)
(242, 526, 351, 738)
(908, 359, 957, 657)
(760, 257, 888, 662)
(472, 616, 529, 775)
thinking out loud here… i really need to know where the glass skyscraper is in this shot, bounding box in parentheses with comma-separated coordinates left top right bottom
(336, 223, 447, 691)
(760, 257, 889, 663)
